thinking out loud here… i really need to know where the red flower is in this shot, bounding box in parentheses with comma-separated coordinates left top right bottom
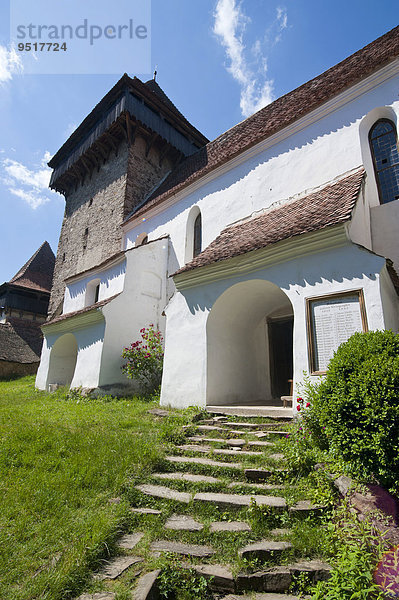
(296, 405, 301, 411)
(306, 402, 310, 408)
(297, 397, 303, 402)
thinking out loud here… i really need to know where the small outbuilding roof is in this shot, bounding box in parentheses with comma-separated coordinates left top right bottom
(127, 26, 399, 222)
(9, 241, 55, 293)
(0, 322, 40, 363)
(174, 168, 365, 276)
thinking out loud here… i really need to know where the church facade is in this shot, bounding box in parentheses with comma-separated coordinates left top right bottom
(36, 27, 399, 411)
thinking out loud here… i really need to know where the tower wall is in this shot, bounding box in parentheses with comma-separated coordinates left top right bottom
(49, 136, 173, 316)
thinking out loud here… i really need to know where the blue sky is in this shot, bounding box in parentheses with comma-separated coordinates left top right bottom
(0, 0, 397, 283)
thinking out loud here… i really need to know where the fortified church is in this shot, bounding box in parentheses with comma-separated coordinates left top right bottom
(36, 27, 399, 413)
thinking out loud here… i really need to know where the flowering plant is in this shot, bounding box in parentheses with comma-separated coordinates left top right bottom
(121, 325, 164, 397)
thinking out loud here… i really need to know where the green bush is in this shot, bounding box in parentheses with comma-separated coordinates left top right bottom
(303, 330, 399, 490)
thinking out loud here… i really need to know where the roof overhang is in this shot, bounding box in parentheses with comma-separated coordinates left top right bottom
(173, 225, 349, 291)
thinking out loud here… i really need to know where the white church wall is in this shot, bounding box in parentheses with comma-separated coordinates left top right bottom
(36, 321, 105, 390)
(370, 199, 399, 272)
(98, 238, 169, 388)
(124, 71, 399, 272)
(70, 323, 105, 388)
(63, 259, 126, 314)
(161, 242, 388, 409)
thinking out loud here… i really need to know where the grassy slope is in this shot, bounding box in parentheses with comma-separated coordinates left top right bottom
(0, 377, 182, 600)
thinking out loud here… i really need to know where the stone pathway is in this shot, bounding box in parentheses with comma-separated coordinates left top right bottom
(76, 411, 331, 600)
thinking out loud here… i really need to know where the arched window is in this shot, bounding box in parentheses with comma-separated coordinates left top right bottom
(193, 213, 202, 258)
(369, 119, 399, 204)
(85, 278, 101, 307)
(135, 232, 148, 247)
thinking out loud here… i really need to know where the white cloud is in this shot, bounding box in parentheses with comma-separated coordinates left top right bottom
(213, 0, 288, 118)
(0, 45, 23, 84)
(274, 7, 288, 43)
(2, 151, 57, 209)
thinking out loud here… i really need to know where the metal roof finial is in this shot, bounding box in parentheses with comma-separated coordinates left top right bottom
(153, 66, 157, 81)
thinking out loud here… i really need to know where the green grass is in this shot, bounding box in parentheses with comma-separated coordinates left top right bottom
(0, 376, 189, 600)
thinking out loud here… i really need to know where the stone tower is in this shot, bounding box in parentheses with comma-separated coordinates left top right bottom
(47, 75, 208, 316)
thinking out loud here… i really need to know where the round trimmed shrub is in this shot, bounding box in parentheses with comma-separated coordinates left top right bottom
(305, 330, 399, 489)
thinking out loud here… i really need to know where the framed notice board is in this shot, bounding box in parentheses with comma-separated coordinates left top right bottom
(306, 290, 368, 375)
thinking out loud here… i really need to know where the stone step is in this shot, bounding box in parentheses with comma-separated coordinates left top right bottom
(239, 540, 292, 561)
(196, 424, 224, 432)
(177, 444, 212, 453)
(228, 482, 284, 491)
(206, 407, 292, 420)
(189, 564, 235, 593)
(187, 436, 227, 444)
(247, 440, 274, 448)
(132, 570, 160, 600)
(166, 455, 242, 469)
(188, 436, 260, 449)
(210, 521, 251, 532)
(221, 422, 264, 429)
(165, 514, 203, 531)
(135, 484, 191, 503)
(193, 492, 286, 509)
(117, 532, 144, 550)
(245, 468, 288, 482)
(94, 556, 143, 581)
(151, 471, 221, 484)
(255, 431, 290, 438)
(151, 540, 214, 558)
(289, 500, 326, 516)
(215, 448, 264, 457)
(235, 560, 331, 593)
(130, 507, 162, 515)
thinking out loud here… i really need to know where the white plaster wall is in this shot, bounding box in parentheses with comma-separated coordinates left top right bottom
(63, 260, 126, 314)
(98, 238, 169, 388)
(370, 199, 399, 272)
(161, 243, 388, 409)
(36, 321, 105, 390)
(125, 73, 399, 272)
(36, 336, 52, 389)
(206, 280, 293, 405)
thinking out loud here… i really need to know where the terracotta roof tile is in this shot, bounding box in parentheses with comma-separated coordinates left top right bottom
(10, 241, 55, 293)
(44, 294, 120, 327)
(128, 26, 399, 222)
(175, 169, 365, 276)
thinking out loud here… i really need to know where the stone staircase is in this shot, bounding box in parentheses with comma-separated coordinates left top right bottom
(77, 413, 331, 600)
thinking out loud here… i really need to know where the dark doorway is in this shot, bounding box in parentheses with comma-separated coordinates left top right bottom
(269, 317, 294, 399)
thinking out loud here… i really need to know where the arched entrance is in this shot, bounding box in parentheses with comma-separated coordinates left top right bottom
(46, 333, 78, 389)
(206, 280, 294, 406)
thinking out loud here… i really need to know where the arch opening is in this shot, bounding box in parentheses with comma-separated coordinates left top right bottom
(46, 333, 78, 389)
(206, 279, 294, 406)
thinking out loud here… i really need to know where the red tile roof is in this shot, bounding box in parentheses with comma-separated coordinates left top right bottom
(127, 26, 399, 223)
(10, 241, 55, 293)
(174, 169, 365, 276)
